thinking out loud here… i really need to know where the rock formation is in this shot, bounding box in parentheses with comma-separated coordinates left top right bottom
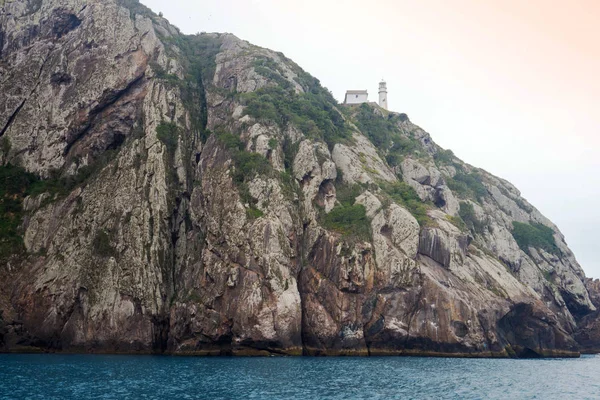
(0, 0, 598, 357)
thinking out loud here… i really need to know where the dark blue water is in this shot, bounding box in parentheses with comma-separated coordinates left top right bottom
(1, 354, 599, 399)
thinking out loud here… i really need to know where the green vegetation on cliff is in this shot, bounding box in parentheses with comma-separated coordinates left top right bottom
(253, 58, 293, 90)
(0, 166, 29, 258)
(1, 137, 10, 157)
(156, 122, 179, 155)
(320, 183, 370, 240)
(156, 33, 225, 142)
(216, 131, 271, 219)
(0, 150, 135, 259)
(0, 165, 53, 258)
(353, 103, 417, 167)
(512, 221, 559, 255)
(92, 229, 117, 258)
(445, 214, 467, 231)
(458, 202, 486, 234)
(446, 171, 488, 202)
(117, 0, 155, 19)
(433, 149, 457, 166)
(380, 181, 431, 226)
(240, 86, 351, 149)
(322, 204, 370, 240)
(215, 131, 271, 184)
(174, 34, 224, 86)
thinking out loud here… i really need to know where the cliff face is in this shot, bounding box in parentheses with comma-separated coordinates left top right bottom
(0, 0, 597, 357)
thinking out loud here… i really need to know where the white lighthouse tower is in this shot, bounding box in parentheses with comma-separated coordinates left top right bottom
(378, 80, 388, 110)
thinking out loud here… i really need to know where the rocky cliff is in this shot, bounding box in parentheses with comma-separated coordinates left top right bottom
(1, 0, 598, 357)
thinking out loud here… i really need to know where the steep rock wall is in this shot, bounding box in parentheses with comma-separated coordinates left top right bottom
(0, 0, 598, 357)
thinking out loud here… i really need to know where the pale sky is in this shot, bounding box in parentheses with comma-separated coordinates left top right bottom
(141, 0, 600, 277)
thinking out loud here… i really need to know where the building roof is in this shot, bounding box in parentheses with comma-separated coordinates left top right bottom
(345, 90, 368, 94)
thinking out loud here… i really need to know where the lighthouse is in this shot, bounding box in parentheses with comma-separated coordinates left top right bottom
(378, 80, 388, 110)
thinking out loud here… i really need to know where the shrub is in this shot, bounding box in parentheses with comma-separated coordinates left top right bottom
(542, 269, 554, 283)
(240, 86, 351, 149)
(335, 184, 362, 206)
(254, 58, 293, 90)
(282, 136, 300, 171)
(446, 214, 467, 231)
(246, 207, 264, 220)
(0, 164, 38, 197)
(157, 33, 224, 143)
(390, 137, 418, 160)
(92, 229, 116, 258)
(380, 181, 431, 226)
(1, 137, 10, 156)
(243, 91, 279, 122)
(447, 172, 487, 201)
(353, 104, 420, 168)
(254, 57, 283, 73)
(0, 167, 27, 258)
(511, 221, 559, 255)
(116, 0, 155, 19)
(322, 204, 370, 241)
(354, 103, 399, 149)
(434, 149, 455, 165)
(292, 66, 331, 99)
(150, 63, 181, 86)
(156, 122, 180, 194)
(385, 153, 401, 167)
(0, 164, 52, 258)
(181, 34, 223, 78)
(279, 171, 299, 200)
(231, 151, 271, 185)
(0, 142, 128, 259)
(156, 122, 179, 155)
(514, 197, 533, 213)
(353, 105, 420, 167)
(458, 202, 486, 234)
(216, 131, 243, 151)
(215, 131, 272, 217)
(0, 162, 71, 259)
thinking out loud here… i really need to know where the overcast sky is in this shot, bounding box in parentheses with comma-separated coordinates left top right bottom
(141, 0, 600, 277)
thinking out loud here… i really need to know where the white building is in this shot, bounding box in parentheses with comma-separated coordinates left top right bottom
(378, 81, 388, 110)
(344, 90, 368, 104)
(343, 81, 388, 110)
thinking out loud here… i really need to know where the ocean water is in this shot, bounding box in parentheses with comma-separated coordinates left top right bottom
(1, 354, 599, 399)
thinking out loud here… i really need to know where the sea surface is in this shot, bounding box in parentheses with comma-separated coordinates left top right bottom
(1, 354, 599, 399)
